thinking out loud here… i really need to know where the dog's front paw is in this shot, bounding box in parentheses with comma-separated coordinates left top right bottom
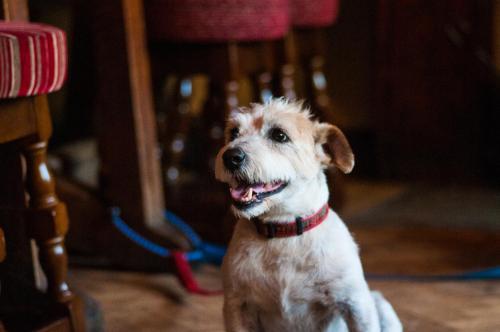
(372, 291, 403, 332)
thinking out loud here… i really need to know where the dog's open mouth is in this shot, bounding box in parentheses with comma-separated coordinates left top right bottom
(229, 180, 287, 210)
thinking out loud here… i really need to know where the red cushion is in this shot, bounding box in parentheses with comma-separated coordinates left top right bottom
(291, 0, 340, 27)
(0, 22, 67, 99)
(145, 0, 289, 42)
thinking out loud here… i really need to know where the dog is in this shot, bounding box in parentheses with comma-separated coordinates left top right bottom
(215, 99, 402, 332)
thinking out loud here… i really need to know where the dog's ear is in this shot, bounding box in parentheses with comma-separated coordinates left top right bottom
(314, 122, 355, 174)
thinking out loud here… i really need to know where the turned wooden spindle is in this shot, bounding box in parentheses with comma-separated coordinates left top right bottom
(309, 54, 334, 122)
(255, 42, 276, 103)
(257, 71, 273, 103)
(281, 34, 298, 101)
(281, 63, 297, 101)
(0, 227, 5, 262)
(199, 43, 241, 172)
(23, 141, 73, 303)
(224, 80, 240, 115)
(197, 80, 224, 174)
(225, 42, 241, 114)
(303, 29, 334, 122)
(162, 77, 195, 184)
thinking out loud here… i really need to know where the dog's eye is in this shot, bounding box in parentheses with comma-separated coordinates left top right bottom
(269, 128, 290, 143)
(229, 127, 239, 141)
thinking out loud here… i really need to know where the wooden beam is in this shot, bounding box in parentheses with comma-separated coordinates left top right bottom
(1, 0, 28, 21)
(90, 0, 185, 266)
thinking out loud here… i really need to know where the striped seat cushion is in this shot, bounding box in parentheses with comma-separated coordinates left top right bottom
(0, 22, 67, 99)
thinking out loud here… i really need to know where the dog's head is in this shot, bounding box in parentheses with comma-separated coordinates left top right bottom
(215, 99, 354, 219)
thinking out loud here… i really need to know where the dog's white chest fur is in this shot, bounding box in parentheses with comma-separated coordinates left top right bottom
(223, 211, 364, 331)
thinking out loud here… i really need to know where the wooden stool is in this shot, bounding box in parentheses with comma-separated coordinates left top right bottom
(143, 0, 290, 242)
(0, 5, 84, 331)
(145, 0, 289, 181)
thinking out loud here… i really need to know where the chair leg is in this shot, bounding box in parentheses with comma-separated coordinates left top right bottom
(162, 76, 195, 185)
(256, 71, 273, 103)
(255, 42, 276, 103)
(0, 227, 5, 263)
(201, 43, 240, 171)
(23, 141, 73, 303)
(280, 35, 298, 101)
(224, 79, 240, 115)
(224, 43, 241, 114)
(24, 140, 86, 331)
(299, 29, 334, 122)
(308, 54, 334, 122)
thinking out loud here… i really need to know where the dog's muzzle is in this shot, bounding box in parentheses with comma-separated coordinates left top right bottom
(223, 147, 246, 171)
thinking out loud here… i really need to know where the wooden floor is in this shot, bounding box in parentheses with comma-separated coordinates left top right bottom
(69, 267, 500, 332)
(68, 181, 500, 331)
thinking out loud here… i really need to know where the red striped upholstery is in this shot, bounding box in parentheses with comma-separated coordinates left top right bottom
(0, 22, 67, 99)
(145, 0, 289, 42)
(291, 0, 340, 27)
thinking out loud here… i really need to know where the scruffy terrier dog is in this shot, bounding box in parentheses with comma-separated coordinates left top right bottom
(215, 99, 402, 332)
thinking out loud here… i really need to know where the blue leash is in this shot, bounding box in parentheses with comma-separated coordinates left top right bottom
(111, 207, 226, 264)
(111, 207, 499, 281)
(367, 266, 500, 281)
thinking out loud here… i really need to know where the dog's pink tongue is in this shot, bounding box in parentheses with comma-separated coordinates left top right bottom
(230, 187, 255, 202)
(250, 184, 266, 193)
(230, 184, 265, 201)
(230, 183, 282, 201)
(230, 187, 247, 200)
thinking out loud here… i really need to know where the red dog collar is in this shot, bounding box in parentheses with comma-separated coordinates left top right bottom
(252, 204, 329, 239)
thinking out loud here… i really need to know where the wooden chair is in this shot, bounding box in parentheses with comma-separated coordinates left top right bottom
(0, 2, 84, 330)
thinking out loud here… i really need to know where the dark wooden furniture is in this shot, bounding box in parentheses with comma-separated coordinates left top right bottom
(0, 1, 84, 330)
(62, 0, 343, 266)
(282, 0, 347, 206)
(142, 0, 290, 243)
(150, 43, 283, 181)
(145, 0, 289, 180)
(59, 0, 289, 261)
(80, 0, 189, 270)
(147, 42, 288, 243)
(280, 5, 336, 117)
(284, 0, 340, 121)
(0, 228, 5, 263)
(0, 85, 85, 330)
(290, 29, 335, 121)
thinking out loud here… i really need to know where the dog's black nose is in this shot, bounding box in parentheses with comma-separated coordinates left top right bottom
(223, 148, 246, 171)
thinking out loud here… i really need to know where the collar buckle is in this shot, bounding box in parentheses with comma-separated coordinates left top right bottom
(266, 223, 276, 239)
(295, 217, 304, 236)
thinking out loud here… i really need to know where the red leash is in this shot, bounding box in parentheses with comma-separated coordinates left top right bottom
(171, 251, 223, 296)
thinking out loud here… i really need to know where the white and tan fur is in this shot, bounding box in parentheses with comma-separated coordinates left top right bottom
(215, 99, 402, 332)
